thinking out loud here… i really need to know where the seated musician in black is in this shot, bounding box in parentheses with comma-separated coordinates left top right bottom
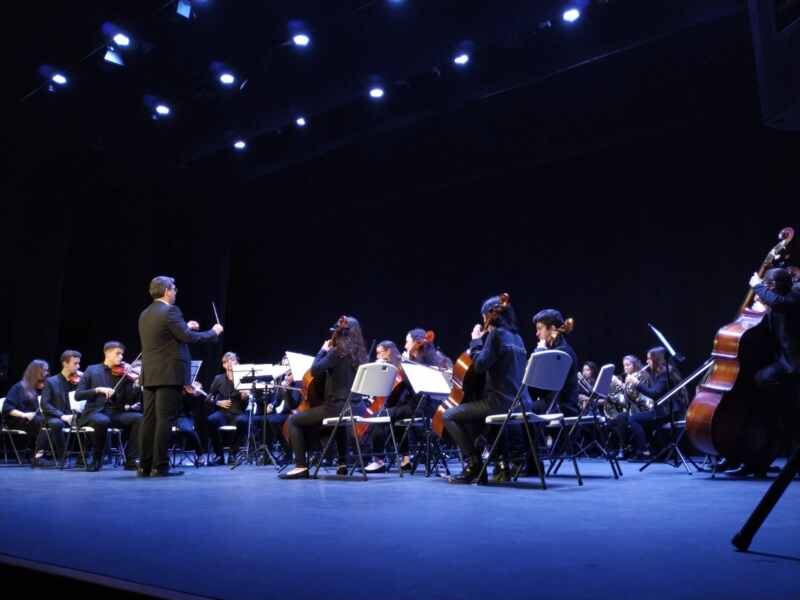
(724, 267, 800, 478)
(578, 361, 599, 411)
(207, 352, 252, 466)
(531, 309, 580, 417)
(625, 346, 685, 460)
(280, 315, 369, 479)
(41, 350, 82, 462)
(75, 341, 143, 471)
(444, 297, 531, 484)
(365, 332, 452, 473)
(266, 362, 302, 463)
(2, 359, 48, 464)
(175, 381, 211, 465)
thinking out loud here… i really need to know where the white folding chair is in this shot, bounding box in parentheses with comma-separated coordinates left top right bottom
(315, 361, 398, 480)
(481, 349, 573, 489)
(61, 394, 93, 470)
(549, 363, 622, 479)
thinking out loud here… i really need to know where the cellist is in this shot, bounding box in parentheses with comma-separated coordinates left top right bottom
(444, 296, 530, 484)
(280, 316, 369, 479)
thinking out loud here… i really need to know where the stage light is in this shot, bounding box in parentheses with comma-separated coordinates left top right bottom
(177, 0, 192, 18)
(233, 139, 247, 150)
(104, 49, 124, 66)
(369, 87, 385, 99)
(296, 116, 307, 127)
(563, 8, 581, 23)
(293, 33, 310, 47)
(453, 53, 470, 66)
(155, 104, 171, 116)
(113, 33, 130, 47)
(219, 72, 235, 85)
(51, 73, 67, 85)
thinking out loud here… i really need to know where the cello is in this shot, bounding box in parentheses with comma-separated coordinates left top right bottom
(281, 317, 349, 442)
(432, 293, 510, 437)
(686, 227, 795, 468)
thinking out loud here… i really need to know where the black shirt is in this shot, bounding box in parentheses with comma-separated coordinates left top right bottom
(42, 373, 77, 419)
(469, 326, 531, 410)
(311, 349, 357, 404)
(755, 283, 800, 374)
(637, 369, 684, 417)
(208, 373, 248, 415)
(2, 381, 39, 417)
(75, 364, 140, 420)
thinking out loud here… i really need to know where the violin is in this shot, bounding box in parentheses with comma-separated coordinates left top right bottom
(67, 370, 84, 385)
(432, 293, 510, 437)
(111, 360, 141, 382)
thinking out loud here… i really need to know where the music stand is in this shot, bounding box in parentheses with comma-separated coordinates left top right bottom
(639, 324, 712, 474)
(230, 364, 282, 469)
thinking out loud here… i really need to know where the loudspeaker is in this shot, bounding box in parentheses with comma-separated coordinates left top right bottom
(749, 0, 800, 130)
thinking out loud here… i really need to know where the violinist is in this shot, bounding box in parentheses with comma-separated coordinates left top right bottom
(1, 359, 49, 465)
(280, 315, 369, 480)
(721, 267, 800, 478)
(532, 309, 580, 417)
(444, 296, 531, 484)
(207, 352, 252, 466)
(624, 346, 685, 460)
(40, 350, 83, 461)
(364, 340, 408, 473)
(404, 328, 453, 370)
(75, 341, 143, 471)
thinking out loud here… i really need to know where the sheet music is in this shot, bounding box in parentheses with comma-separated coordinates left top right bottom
(401, 361, 452, 395)
(232, 363, 283, 391)
(286, 351, 315, 380)
(190, 360, 203, 384)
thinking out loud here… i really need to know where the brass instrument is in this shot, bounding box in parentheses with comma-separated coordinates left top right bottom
(624, 366, 654, 412)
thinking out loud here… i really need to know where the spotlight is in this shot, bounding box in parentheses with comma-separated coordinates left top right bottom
(104, 49, 124, 66)
(51, 73, 68, 86)
(219, 72, 235, 85)
(176, 0, 192, 19)
(233, 139, 247, 150)
(296, 116, 307, 127)
(113, 33, 130, 47)
(562, 8, 581, 23)
(155, 104, 171, 116)
(369, 87, 384, 99)
(453, 53, 470, 66)
(293, 33, 310, 47)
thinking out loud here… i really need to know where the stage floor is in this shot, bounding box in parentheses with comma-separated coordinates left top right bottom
(1, 459, 798, 600)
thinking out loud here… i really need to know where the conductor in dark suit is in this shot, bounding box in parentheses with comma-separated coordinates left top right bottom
(138, 276, 223, 477)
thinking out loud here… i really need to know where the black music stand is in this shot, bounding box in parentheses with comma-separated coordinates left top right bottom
(231, 369, 279, 470)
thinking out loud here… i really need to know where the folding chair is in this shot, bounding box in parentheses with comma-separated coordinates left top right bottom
(61, 395, 93, 470)
(548, 363, 622, 479)
(393, 393, 451, 478)
(1, 397, 28, 465)
(480, 349, 573, 489)
(315, 361, 398, 480)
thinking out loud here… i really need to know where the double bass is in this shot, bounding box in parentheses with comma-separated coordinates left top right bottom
(432, 293, 510, 437)
(281, 317, 349, 442)
(686, 227, 795, 468)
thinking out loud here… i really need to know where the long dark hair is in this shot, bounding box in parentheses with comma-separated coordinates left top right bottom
(481, 296, 520, 333)
(376, 340, 402, 368)
(335, 316, 369, 368)
(407, 329, 451, 369)
(21, 359, 49, 401)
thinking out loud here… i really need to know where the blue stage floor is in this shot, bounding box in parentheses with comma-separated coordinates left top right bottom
(1, 460, 798, 600)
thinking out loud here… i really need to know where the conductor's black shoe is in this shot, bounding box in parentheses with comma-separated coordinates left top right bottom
(279, 468, 310, 480)
(151, 469, 184, 478)
(336, 465, 349, 476)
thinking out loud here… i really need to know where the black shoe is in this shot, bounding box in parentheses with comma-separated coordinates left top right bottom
(212, 456, 226, 467)
(87, 459, 103, 472)
(124, 461, 138, 471)
(151, 469, 184, 478)
(400, 461, 414, 472)
(336, 465, 349, 476)
(136, 467, 150, 478)
(449, 459, 484, 484)
(279, 468, 310, 480)
(491, 462, 511, 483)
(194, 454, 206, 467)
(227, 454, 238, 465)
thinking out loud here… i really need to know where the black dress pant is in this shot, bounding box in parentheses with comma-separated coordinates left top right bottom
(627, 410, 669, 452)
(43, 417, 67, 458)
(83, 411, 142, 462)
(208, 411, 249, 457)
(754, 362, 800, 448)
(286, 400, 368, 468)
(443, 398, 511, 461)
(140, 386, 181, 472)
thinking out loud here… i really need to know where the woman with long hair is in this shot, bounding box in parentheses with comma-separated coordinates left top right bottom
(281, 315, 369, 479)
(1, 359, 49, 463)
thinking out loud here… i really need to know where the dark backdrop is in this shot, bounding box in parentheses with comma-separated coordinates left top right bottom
(2, 12, 796, 393)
